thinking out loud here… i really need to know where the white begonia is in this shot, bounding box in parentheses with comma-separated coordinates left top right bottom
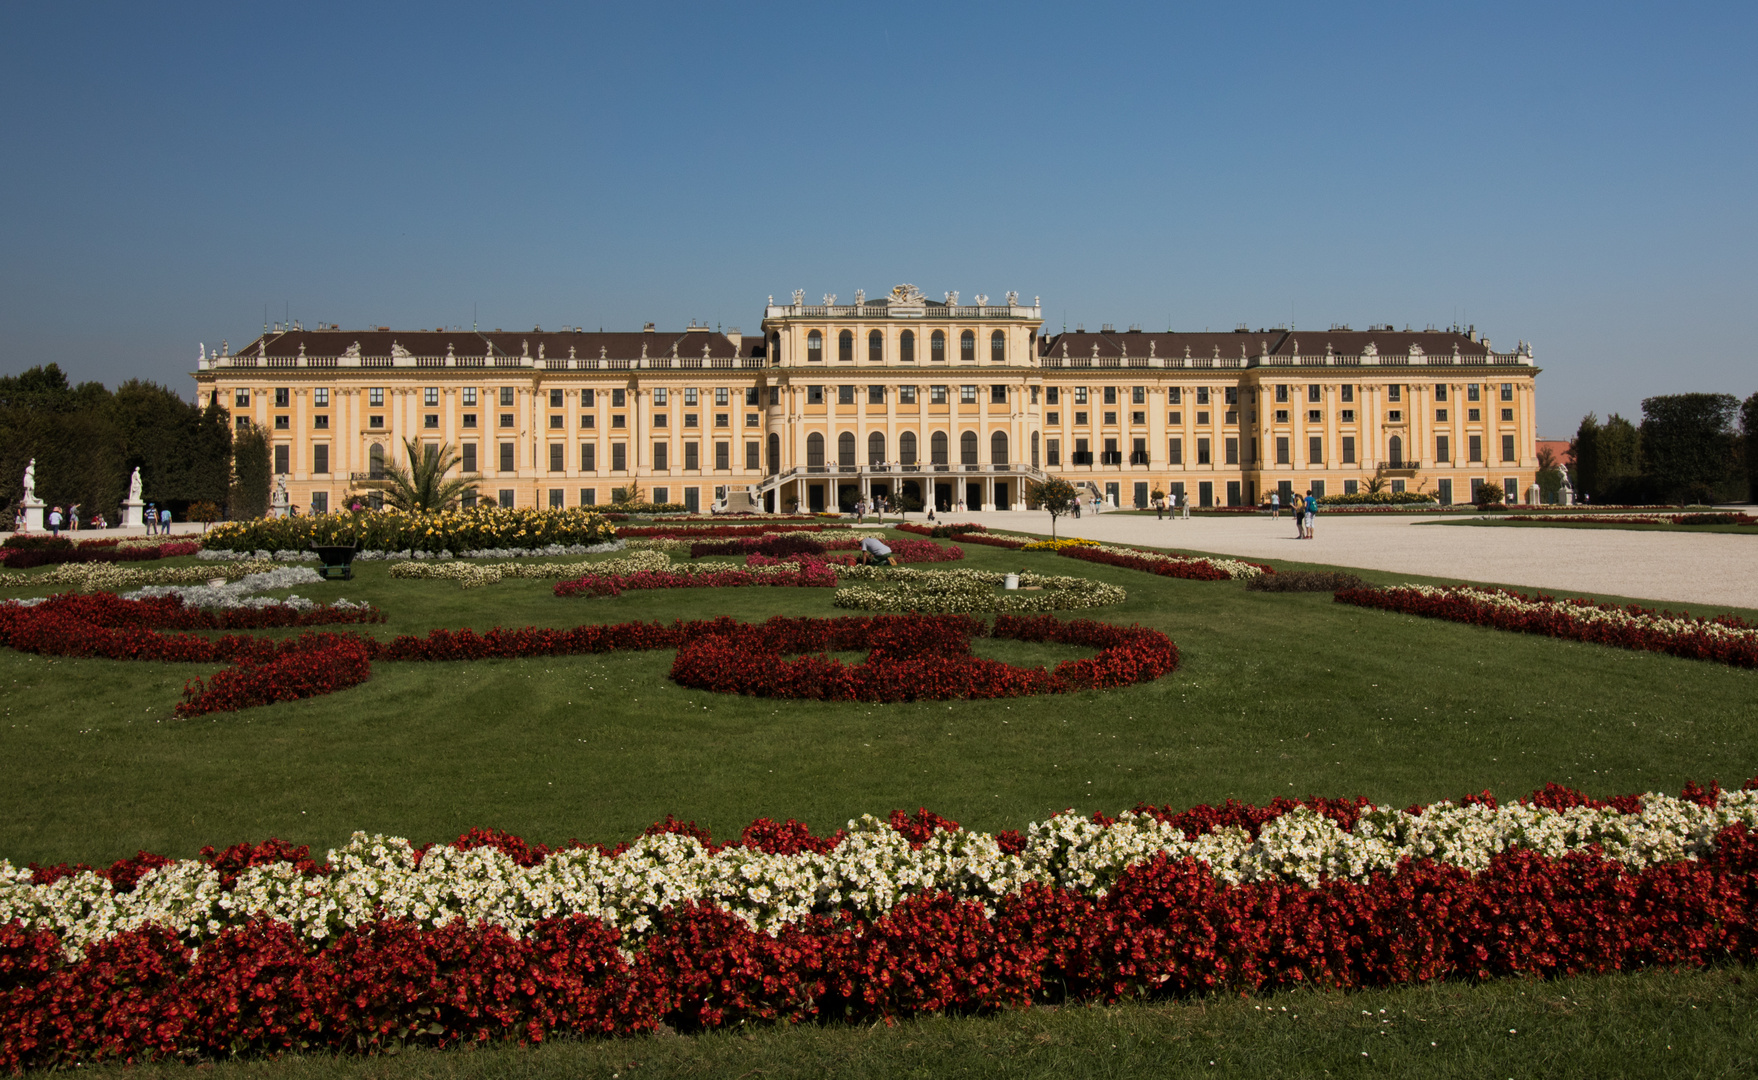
(8, 789, 1756, 959)
(1084, 543, 1269, 580)
(1374, 585, 1758, 655)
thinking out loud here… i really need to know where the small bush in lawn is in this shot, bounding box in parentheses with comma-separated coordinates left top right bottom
(2, 534, 74, 552)
(1245, 570, 1366, 593)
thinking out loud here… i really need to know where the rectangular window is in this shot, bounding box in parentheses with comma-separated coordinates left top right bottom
(1342, 436, 1356, 464)
(1436, 478, 1451, 504)
(684, 442, 699, 470)
(1104, 411, 1117, 425)
(427, 415, 441, 429)
(1132, 386, 1146, 404)
(1502, 434, 1517, 462)
(426, 387, 441, 407)
(684, 388, 698, 406)
(1047, 438, 1061, 466)
(1501, 408, 1514, 422)
(1436, 435, 1450, 462)
(1344, 479, 1359, 495)
(1075, 411, 1088, 425)
(684, 488, 700, 513)
(1196, 388, 1210, 405)
(611, 443, 627, 470)
(576, 414, 590, 429)
(681, 414, 695, 428)
(1074, 387, 1088, 404)
(745, 441, 760, 469)
(745, 387, 759, 405)
(1224, 437, 1239, 465)
(715, 442, 730, 470)
(462, 414, 477, 428)
(1275, 436, 1289, 465)
(369, 388, 384, 407)
(274, 387, 289, 408)
(1046, 387, 1060, 405)
(1047, 411, 1060, 424)
(548, 444, 563, 472)
(309, 491, 328, 513)
(498, 489, 514, 508)
(500, 413, 514, 428)
(1168, 437, 1182, 465)
(274, 444, 289, 473)
(581, 487, 596, 505)
(234, 388, 251, 408)
(1307, 385, 1321, 403)
(769, 387, 781, 406)
(1388, 410, 1403, 422)
(1307, 410, 1321, 423)
(653, 388, 668, 406)
(462, 443, 477, 472)
(1340, 409, 1354, 422)
(1197, 438, 1211, 465)
(1131, 411, 1145, 425)
(613, 414, 628, 428)
(899, 385, 917, 404)
(1311, 480, 1326, 499)
(652, 443, 668, 470)
(746, 413, 759, 427)
(579, 443, 594, 471)
(1103, 386, 1117, 404)
(807, 385, 825, 404)
(274, 415, 290, 430)
(1275, 410, 1289, 423)
(1168, 411, 1181, 425)
(1469, 435, 1483, 462)
(1501, 383, 1514, 401)
(369, 415, 384, 429)
(1309, 435, 1322, 464)
(652, 414, 668, 428)
(579, 389, 593, 407)
(1168, 387, 1182, 404)
(1468, 408, 1481, 422)
(653, 487, 669, 505)
(930, 385, 947, 404)
(1341, 385, 1355, 403)
(715, 387, 729, 406)
(1467, 384, 1481, 402)
(549, 488, 563, 508)
(612, 389, 627, 407)
(313, 388, 329, 407)
(714, 413, 729, 427)
(312, 415, 328, 429)
(1388, 385, 1402, 402)
(1275, 385, 1289, 403)
(990, 385, 1007, 404)
(494, 387, 510, 406)
(838, 385, 856, 405)
(869, 385, 885, 404)
(499, 442, 514, 472)
(1436, 409, 1448, 422)
(960, 385, 978, 403)
(313, 445, 329, 474)
(1435, 385, 1448, 401)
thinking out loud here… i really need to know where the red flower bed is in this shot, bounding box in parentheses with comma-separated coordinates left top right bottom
(688, 534, 827, 558)
(552, 563, 837, 598)
(177, 636, 374, 717)
(6, 795, 1758, 1067)
(1334, 585, 1758, 668)
(1056, 544, 1274, 581)
(1, 541, 201, 569)
(618, 524, 832, 539)
(668, 613, 1178, 701)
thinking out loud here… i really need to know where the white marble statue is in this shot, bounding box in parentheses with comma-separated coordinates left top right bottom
(128, 467, 143, 503)
(22, 459, 36, 504)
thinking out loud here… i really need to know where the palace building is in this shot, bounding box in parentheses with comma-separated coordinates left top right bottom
(192, 284, 1541, 514)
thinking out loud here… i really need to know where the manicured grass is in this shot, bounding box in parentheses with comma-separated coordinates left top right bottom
(66, 968, 1758, 1079)
(1439, 517, 1757, 534)
(2, 534, 1755, 867)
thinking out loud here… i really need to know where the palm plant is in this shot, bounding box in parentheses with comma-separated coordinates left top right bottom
(351, 438, 478, 512)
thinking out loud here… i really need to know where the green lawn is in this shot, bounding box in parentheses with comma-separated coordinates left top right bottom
(3, 532, 1756, 1075)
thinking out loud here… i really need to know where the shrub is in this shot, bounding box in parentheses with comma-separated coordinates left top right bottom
(1245, 570, 1366, 593)
(1316, 491, 1436, 506)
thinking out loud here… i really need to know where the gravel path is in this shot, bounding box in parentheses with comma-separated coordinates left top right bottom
(936, 510, 1758, 611)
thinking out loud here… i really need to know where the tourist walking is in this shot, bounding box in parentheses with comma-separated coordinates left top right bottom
(159, 507, 172, 534)
(1269, 491, 1279, 519)
(69, 504, 80, 531)
(1303, 492, 1317, 539)
(1181, 492, 1191, 520)
(144, 503, 157, 535)
(48, 506, 63, 537)
(1294, 496, 1305, 539)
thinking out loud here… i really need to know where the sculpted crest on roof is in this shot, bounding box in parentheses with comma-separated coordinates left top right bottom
(887, 283, 925, 306)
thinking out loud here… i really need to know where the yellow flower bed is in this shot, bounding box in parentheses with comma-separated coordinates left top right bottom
(1018, 537, 1098, 552)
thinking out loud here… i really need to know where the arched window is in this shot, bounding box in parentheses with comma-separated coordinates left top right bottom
(837, 431, 856, 467)
(990, 431, 1009, 466)
(807, 330, 823, 363)
(838, 330, 853, 363)
(1388, 434, 1404, 466)
(766, 433, 781, 475)
(868, 330, 883, 363)
(806, 432, 825, 468)
(1030, 431, 1040, 468)
(868, 432, 885, 464)
(991, 330, 1006, 363)
(369, 444, 386, 479)
(931, 330, 946, 361)
(960, 330, 975, 362)
(899, 431, 918, 465)
(900, 330, 916, 363)
(930, 431, 948, 465)
(960, 430, 978, 465)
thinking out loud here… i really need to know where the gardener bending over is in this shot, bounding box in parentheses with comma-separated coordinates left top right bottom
(857, 536, 899, 567)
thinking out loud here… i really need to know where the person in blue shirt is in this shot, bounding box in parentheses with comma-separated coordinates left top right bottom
(1303, 492, 1317, 539)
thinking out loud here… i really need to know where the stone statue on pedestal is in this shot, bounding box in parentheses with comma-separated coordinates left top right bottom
(19, 459, 46, 531)
(22, 459, 36, 505)
(1560, 473, 1575, 506)
(121, 468, 146, 528)
(271, 475, 290, 518)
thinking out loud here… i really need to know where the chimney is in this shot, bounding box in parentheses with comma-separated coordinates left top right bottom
(643, 322, 656, 333)
(726, 327, 742, 350)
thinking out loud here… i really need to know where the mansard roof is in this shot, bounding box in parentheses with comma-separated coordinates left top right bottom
(232, 327, 754, 361)
(1038, 327, 1497, 361)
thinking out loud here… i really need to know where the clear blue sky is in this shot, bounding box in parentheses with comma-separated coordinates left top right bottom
(2, 1, 1753, 436)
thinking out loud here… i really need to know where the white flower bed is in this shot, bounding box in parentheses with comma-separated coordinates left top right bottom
(1087, 543, 1269, 580)
(196, 541, 626, 562)
(11, 790, 1753, 958)
(124, 567, 371, 612)
(832, 565, 1126, 613)
(0, 559, 282, 591)
(1382, 585, 1758, 652)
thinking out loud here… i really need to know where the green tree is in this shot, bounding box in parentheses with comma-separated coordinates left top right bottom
(1535, 445, 1565, 502)
(350, 438, 478, 512)
(229, 422, 271, 520)
(109, 380, 232, 516)
(1570, 413, 1599, 496)
(0, 364, 123, 521)
(1639, 393, 1738, 504)
(1742, 392, 1758, 503)
(1026, 476, 1078, 538)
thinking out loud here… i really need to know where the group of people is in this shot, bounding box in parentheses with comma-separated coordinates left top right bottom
(1268, 491, 1318, 539)
(853, 495, 893, 523)
(142, 505, 174, 534)
(1154, 492, 1190, 520)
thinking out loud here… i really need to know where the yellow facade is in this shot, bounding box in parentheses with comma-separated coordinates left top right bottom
(193, 286, 1540, 513)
